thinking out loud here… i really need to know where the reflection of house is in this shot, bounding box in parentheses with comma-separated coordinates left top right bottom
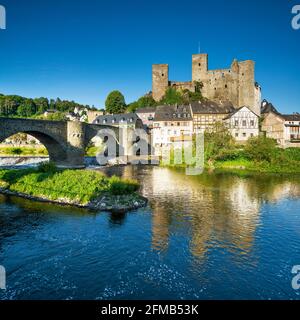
(152, 105, 193, 147)
(93, 113, 143, 129)
(136, 107, 156, 128)
(261, 101, 300, 147)
(190, 100, 234, 133)
(224, 106, 260, 141)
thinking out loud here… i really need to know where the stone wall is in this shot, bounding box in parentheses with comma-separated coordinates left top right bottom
(152, 54, 261, 115)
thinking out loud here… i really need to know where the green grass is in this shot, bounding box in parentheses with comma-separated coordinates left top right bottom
(0, 146, 48, 156)
(0, 165, 139, 205)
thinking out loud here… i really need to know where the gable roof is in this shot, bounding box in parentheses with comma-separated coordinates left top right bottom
(261, 100, 281, 115)
(223, 106, 260, 120)
(136, 106, 156, 113)
(282, 114, 300, 121)
(153, 104, 193, 121)
(190, 100, 234, 114)
(93, 113, 140, 125)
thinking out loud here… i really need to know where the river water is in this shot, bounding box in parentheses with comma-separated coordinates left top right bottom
(0, 166, 300, 300)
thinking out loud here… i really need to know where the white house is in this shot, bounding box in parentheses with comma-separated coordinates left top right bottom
(152, 105, 194, 148)
(224, 106, 259, 141)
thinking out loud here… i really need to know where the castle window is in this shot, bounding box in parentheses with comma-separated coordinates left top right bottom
(225, 84, 228, 89)
(162, 73, 164, 77)
(214, 88, 216, 90)
(198, 63, 201, 66)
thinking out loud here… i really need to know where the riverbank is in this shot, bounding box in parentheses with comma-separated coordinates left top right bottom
(162, 136, 300, 174)
(0, 164, 147, 212)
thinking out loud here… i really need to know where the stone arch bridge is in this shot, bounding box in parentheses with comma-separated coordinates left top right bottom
(0, 118, 141, 167)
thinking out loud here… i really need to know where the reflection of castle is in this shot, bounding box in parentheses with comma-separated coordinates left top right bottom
(146, 168, 300, 260)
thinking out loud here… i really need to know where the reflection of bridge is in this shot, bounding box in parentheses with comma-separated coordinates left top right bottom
(0, 118, 137, 167)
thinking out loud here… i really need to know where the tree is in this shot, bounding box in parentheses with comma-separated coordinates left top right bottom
(105, 90, 126, 114)
(160, 88, 185, 105)
(244, 136, 277, 162)
(17, 99, 36, 117)
(127, 95, 157, 113)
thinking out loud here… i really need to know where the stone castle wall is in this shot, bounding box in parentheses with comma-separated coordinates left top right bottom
(152, 54, 261, 115)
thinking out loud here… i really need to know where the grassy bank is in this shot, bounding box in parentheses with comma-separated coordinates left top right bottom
(163, 130, 300, 174)
(0, 145, 103, 157)
(0, 145, 48, 156)
(0, 163, 140, 206)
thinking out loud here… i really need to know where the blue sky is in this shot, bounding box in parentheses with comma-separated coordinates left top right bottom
(0, 0, 299, 113)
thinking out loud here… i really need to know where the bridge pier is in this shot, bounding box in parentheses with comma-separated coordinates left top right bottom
(63, 121, 86, 168)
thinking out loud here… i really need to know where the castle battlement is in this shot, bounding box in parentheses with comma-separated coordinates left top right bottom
(152, 54, 261, 115)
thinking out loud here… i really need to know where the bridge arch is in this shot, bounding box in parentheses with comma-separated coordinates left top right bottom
(0, 118, 70, 166)
(0, 130, 68, 165)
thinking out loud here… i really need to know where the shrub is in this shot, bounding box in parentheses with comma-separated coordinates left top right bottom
(38, 161, 57, 173)
(11, 147, 23, 155)
(244, 136, 277, 162)
(109, 175, 139, 195)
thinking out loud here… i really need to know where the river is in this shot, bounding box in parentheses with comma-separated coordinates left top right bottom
(0, 166, 300, 300)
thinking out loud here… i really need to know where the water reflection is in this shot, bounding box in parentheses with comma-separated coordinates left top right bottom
(100, 167, 300, 260)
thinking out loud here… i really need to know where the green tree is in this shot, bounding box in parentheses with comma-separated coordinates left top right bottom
(127, 95, 157, 112)
(204, 122, 234, 161)
(17, 99, 36, 117)
(105, 90, 126, 114)
(244, 136, 277, 162)
(160, 88, 185, 105)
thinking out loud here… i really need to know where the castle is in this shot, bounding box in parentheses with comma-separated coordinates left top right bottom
(152, 54, 261, 115)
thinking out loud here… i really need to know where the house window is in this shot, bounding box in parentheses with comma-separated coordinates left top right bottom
(235, 120, 238, 126)
(235, 133, 238, 137)
(177, 122, 180, 126)
(250, 133, 254, 137)
(243, 133, 246, 137)
(250, 120, 254, 126)
(164, 122, 168, 126)
(242, 120, 246, 127)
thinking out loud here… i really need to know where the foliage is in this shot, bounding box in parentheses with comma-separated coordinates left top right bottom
(0, 146, 48, 156)
(38, 161, 57, 173)
(10, 147, 23, 155)
(0, 93, 92, 119)
(105, 90, 126, 114)
(0, 167, 140, 204)
(244, 136, 277, 162)
(127, 95, 157, 113)
(204, 122, 235, 161)
(108, 175, 139, 195)
(159, 88, 185, 105)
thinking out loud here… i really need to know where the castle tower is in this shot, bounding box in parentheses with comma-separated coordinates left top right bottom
(192, 54, 208, 82)
(152, 64, 169, 102)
